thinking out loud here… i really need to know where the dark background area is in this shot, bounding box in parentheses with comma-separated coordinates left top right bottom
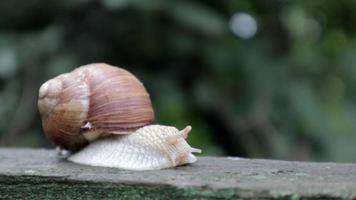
(0, 0, 356, 162)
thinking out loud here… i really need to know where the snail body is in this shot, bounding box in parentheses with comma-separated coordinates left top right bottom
(68, 125, 201, 170)
(38, 63, 201, 170)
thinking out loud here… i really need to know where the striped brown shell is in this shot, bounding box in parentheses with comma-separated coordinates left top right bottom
(37, 63, 154, 151)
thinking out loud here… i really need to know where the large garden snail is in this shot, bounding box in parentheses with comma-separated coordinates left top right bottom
(38, 63, 201, 170)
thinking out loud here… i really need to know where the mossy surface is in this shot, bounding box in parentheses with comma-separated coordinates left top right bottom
(0, 148, 356, 199)
(0, 175, 242, 200)
(0, 175, 343, 200)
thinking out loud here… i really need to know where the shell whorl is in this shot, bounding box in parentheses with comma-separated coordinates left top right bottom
(38, 63, 154, 151)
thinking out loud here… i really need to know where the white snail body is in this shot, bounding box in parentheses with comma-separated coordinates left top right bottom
(38, 63, 201, 170)
(68, 125, 201, 170)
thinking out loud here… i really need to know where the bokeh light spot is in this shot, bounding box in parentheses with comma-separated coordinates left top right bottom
(229, 12, 258, 39)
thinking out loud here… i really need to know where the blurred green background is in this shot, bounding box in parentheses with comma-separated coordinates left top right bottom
(0, 0, 355, 162)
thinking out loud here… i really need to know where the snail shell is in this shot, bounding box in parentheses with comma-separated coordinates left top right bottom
(38, 63, 154, 151)
(68, 125, 201, 170)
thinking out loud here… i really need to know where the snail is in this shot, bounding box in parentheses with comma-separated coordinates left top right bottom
(37, 63, 201, 170)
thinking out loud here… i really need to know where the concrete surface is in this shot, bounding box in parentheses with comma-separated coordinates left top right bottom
(0, 148, 355, 199)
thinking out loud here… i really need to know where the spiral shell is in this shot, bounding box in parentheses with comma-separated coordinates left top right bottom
(68, 125, 201, 170)
(38, 63, 154, 151)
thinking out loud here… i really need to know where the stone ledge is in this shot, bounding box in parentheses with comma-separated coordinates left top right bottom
(0, 148, 355, 199)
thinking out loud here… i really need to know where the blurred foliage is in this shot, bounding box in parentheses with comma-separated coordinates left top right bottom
(0, 0, 356, 162)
